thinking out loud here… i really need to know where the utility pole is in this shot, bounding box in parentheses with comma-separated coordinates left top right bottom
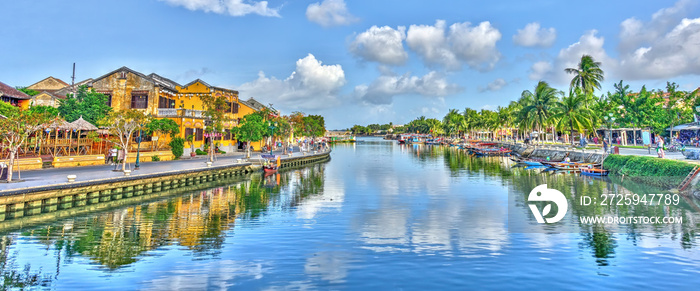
(71, 63, 76, 95)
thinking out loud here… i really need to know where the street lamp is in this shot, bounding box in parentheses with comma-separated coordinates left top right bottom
(268, 121, 277, 155)
(603, 113, 616, 151)
(135, 127, 143, 170)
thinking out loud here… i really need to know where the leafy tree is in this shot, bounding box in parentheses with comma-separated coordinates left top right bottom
(443, 109, 464, 137)
(289, 111, 305, 138)
(550, 91, 594, 145)
(519, 81, 561, 142)
(198, 93, 228, 162)
(16, 87, 39, 96)
(233, 112, 265, 158)
(99, 109, 150, 172)
(302, 116, 325, 138)
(58, 85, 112, 124)
(168, 137, 185, 159)
(145, 118, 179, 150)
(0, 109, 55, 181)
(565, 54, 604, 96)
(0, 100, 19, 117)
(27, 105, 59, 118)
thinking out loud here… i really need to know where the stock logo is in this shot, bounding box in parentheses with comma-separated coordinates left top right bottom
(528, 184, 568, 224)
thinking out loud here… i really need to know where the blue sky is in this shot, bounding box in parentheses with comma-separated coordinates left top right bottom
(2, 0, 700, 129)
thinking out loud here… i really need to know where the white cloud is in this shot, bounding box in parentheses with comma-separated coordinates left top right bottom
(406, 20, 502, 71)
(306, 0, 359, 27)
(513, 22, 556, 47)
(159, 0, 280, 17)
(479, 78, 507, 92)
(238, 54, 346, 110)
(543, 30, 615, 85)
(349, 26, 408, 65)
(354, 70, 462, 105)
(616, 0, 700, 79)
(618, 0, 692, 52)
(528, 61, 552, 80)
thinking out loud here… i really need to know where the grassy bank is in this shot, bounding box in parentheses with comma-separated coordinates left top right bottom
(603, 155, 695, 189)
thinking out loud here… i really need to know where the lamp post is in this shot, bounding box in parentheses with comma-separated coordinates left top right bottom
(603, 113, 616, 153)
(134, 127, 142, 170)
(268, 121, 277, 155)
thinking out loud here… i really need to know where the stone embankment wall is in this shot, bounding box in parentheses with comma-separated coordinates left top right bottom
(501, 143, 605, 164)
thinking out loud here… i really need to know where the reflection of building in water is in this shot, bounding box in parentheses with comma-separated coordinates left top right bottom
(0, 164, 330, 270)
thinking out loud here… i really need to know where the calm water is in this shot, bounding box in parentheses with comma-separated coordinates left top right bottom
(2, 138, 700, 290)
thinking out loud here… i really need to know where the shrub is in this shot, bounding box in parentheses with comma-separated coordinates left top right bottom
(168, 137, 185, 159)
(218, 149, 226, 154)
(195, 149, 207, 155)
(603, 155, 696, 189)
(151, 155, 161, 161)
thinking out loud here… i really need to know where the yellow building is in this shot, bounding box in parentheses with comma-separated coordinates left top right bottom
(173, 79, 241, 154)
(83, 66, 275, 157)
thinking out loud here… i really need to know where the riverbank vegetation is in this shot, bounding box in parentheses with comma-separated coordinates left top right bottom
(351, 54, 699, 146)
(602, 155, 696, 188)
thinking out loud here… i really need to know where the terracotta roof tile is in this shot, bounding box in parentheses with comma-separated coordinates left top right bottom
(0, 81, 31, 99)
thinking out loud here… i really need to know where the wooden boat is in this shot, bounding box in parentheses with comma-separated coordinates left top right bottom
(552, 162, 581, 171)
(523, 161, 543, 166)
(580, 167, 609, 176)
(261, 154, 279, 173)
(472, 148, 512, 156)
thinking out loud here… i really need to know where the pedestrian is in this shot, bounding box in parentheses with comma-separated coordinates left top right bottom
(603, 139, 608, 154)
(109, 148, 118, 165)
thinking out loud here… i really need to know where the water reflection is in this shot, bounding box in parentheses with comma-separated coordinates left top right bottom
(0, 164, 327, 286)
(1, 140, 700, 289)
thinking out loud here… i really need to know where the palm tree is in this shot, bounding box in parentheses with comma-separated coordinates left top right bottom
(519, 81, 561, 143)
(565, 55, 604, 96)
(443, 109, 464, 138)
(463, 108, 479, 139)
(550, 92, 594, 145)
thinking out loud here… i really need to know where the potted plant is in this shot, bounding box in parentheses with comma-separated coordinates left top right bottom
(186, 134, 195, 157)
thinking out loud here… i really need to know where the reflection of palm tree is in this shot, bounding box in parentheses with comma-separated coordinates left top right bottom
(580, 229, 617, 266)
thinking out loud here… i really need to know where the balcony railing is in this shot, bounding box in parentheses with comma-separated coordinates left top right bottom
(157, 108, 178, 117)
(156, 108, 206, 118)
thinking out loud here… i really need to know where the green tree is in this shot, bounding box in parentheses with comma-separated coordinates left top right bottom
(0, 100, 19, 117)
(519, 81, 561, 142)
(198, 93, 229, 162)
(443, 109, 464, 137)
(565, 54, 604, 96)
(58, 85, 112, 124)
(550, 91, 594, 145)
(0, 109, 55, 181)
(145, 118, 180, 150)
(99, 109, 150, 172)
(16, 87, 39, 96)
(233, 112, 266, 158)
(168, 137, 185, 159)
(27, 105, 59, 117)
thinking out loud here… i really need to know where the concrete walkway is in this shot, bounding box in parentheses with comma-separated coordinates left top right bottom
(0, 146, 326, 192)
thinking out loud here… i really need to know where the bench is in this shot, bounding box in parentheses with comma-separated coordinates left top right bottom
(0, 158, 43, 171)
(52, 155, 106, 168)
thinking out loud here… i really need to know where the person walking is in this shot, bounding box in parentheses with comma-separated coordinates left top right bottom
(603, 139, 608, 154)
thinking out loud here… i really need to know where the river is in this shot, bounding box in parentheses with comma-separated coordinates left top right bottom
(1, 137, 699, 290)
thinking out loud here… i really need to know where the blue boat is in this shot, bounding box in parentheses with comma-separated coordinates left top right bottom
(523, 161, 543, 166)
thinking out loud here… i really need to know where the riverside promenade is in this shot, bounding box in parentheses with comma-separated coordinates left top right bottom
(0, 146, 328, 193)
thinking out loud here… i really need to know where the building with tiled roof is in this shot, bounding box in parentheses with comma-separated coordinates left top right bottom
(0, 81, 31, 108)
